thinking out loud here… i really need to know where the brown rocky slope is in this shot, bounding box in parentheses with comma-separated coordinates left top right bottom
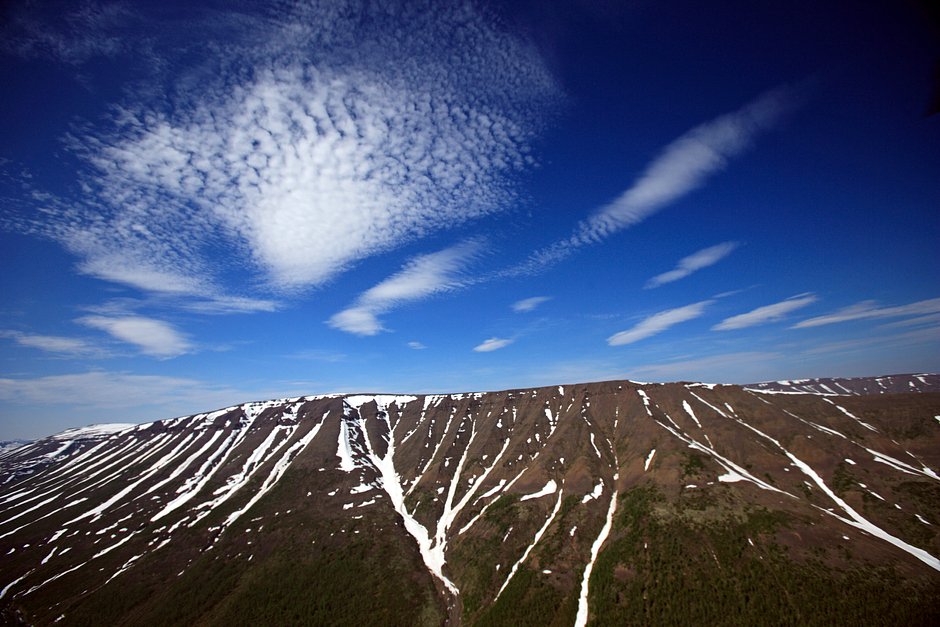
(1, 375, 938, 625)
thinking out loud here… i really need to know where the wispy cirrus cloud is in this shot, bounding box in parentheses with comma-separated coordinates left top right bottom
(0, 330, 102, 357)
(474, 337, 513, 352)
(78, 315, 191, 358)
(20, 2, 558, 302)
(646, 242, 738, 288)
(78, 294, 279, 319)
(328, 241, 481, 336)
(512, 85, 801, 275)
(407, 341, 427, 350)
(793, 297, 940, 329)
(512, 296, 552, 312)
(607, 300, 712, 346)
(713, 293, 817, 330)
(175, 295, 280, 315)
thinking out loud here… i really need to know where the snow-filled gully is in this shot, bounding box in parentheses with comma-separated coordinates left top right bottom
(690, 394, 940, 572)
(495, 489, 564, 601)
(339, 394, 569, 609)
(575, 466, 619, 627)
(344, 396, 459, 595)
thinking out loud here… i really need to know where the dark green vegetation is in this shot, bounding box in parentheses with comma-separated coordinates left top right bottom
(454, 493, 583, 626)
(48, 517, 444, 627)
(681, 452, 707, 478)
(585, 485, 940, 626)
(474, 567, 577, 627)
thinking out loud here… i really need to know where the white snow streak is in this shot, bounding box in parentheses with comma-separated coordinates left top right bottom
(219, 417, 325, 531)
(575, 472, 619, 627)
(589, 432, 602, 458)
(520, 479, 558, 502)
(729, 414, 940, 571)
(495, 490, 564, 601)
(823, 398, 878, 432)
(636, 389, 653, 416)
(682, 400, 703, 428)
(336, 414, 358, 472)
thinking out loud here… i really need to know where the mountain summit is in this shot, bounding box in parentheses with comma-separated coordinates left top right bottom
(2, 375, 938, 625)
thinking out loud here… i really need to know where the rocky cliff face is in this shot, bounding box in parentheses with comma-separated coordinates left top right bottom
(1, 376, 939, 625)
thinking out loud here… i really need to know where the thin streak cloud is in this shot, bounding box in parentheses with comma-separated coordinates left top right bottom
(0, 331, 99, 357)
(328, 241, 481, 336)
(607, 300, 712, 346)
(793, 297, 940, 329)
(512, 296, 552, 312)
(510, 85, 802, 275)
(646, 242, 738, 288)
(713, 293, 817, 330)
(474, 337, 513, 352)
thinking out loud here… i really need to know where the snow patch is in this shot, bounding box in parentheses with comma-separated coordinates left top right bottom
(644, 449, 656, 472)
(521, 479, 558, 502)
(581, 480, 603, 504)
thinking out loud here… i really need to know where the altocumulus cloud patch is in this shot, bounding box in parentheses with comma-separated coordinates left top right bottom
(25, 1, 560, 300)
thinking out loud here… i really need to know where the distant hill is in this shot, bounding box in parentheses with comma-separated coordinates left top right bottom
(1, 375, 938, 625)
(745, 373, 940, 395)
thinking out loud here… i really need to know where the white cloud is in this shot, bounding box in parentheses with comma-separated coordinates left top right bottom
(572, 87, 797, 246)
(713, 293, 817, 331)
(407, 341, 427, 350)
(0, 330, 99, 356)
(176, 295, 280, 315)
(510, 86, 800, 276)
(328, 241, 480, 336)
(26, 2, 558, 302)
(645, 242, 738, 288)
(474, 337, 513, 352)
(793, 297, 940, 329)
(607, 300, 712, 346)
(512, 296, 552, 312)
(78, 315, 191, 358)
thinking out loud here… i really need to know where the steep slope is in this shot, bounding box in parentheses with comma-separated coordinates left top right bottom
(1, 378, 938, 625)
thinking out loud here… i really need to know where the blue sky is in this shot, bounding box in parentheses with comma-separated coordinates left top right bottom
(1, 0, 938, 439)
